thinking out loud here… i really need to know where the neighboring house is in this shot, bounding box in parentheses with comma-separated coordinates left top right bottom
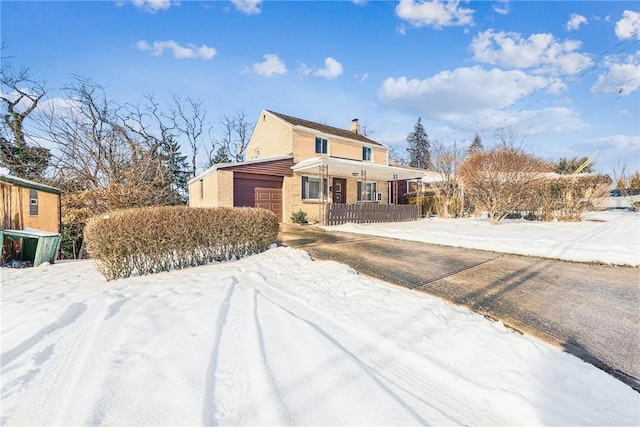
(1, 173, 63, 266)
(188, 110, 438, 223)
(0, 173, 62, 233)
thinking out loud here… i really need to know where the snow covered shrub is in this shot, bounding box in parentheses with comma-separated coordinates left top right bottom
(84, 206, 278, 280)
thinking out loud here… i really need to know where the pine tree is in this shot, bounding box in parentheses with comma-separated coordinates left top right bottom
(467, 133, 483, 155)
(555, 156, 594, 175)
(209, 147, 231, 166)
(406, 118, 431, 169)
(157, 136, 190, 204)
(0, 136, 51, 179)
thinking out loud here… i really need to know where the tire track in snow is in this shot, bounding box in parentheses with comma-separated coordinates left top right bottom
(250, 290, 295, 426)
(202, 278, 237, 426)
(254, 288, 434, 425)
(250, 271, 522, 424)
(1, 302, 87, 368)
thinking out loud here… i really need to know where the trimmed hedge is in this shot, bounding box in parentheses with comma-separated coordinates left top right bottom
(84, 206, 279, 281)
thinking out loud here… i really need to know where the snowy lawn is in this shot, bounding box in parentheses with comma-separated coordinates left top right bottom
(327, 210, 640, 267)
(2, 247, 638, 426)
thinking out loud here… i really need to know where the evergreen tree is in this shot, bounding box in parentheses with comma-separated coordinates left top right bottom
(208, 147, 231, 166)
(555, 156, 594, 175)
(0, 135, 51, 179)
(468, 133, 484, 155)
(149, 135, 190, 205)
(156, 136, 190, 204)
(406, 117, 431, 169)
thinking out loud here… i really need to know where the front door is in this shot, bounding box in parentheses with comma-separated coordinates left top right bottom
(333, 178, 347, 203)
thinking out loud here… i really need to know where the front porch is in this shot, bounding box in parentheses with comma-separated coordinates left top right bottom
(291, 157, 434, 225)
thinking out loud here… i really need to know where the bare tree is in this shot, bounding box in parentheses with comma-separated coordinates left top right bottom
(430, 140, 465, 218)
(171, 94, 208, 177)
(458, 145, 552, 224)
(36, 77, 183, 204)
(217, 110, 253, 163)
(0, 56, 50, 178)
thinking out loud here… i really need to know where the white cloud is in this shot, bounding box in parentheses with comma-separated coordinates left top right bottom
(566, 13, 587, 31)
(470, 30, 592, 75)
(251, 54, 287, 77)
(377, 66, 590, 135)
(130, 0, 174, 13)
(352, 0, 367, 5)
(231, 0, 262, 15)
(615, 10, 640, 40)
(313, 57, 344, 80)
(395, 0, 474, 29)
(297, 58, 344, 79)
(493, 0, 509, 16)
(378, 66, 549, 116)
(137, 40, 216, 59)
(590, 53, 640, 95)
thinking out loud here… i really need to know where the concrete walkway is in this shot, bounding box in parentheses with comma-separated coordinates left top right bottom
(277, 224, 640, 392)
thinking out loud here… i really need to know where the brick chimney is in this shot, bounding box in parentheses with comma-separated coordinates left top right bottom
(350, 118, 361, 134)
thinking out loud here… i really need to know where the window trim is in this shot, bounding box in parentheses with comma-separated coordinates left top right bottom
(362, 146, 372, 161)
(302, 176, 328, 200)
(315, 136, 328, 154)
(357, 181, 378, 202)
(29, 189, 39, 216)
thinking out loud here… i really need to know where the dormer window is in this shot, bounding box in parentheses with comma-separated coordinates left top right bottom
(315, 137, 328, 154)
(362, 146, 372, 161)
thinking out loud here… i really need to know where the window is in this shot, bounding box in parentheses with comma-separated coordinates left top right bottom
(362, 146, 372, 161)
(199, 179, 204, 199)
(29, 189, 38, 215)
(302, 176, 327, 200)
(357, 181, 378, 202)
(315, 137, 328, 154)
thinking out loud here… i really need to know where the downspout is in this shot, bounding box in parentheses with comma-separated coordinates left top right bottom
(58, 192, 62, 260)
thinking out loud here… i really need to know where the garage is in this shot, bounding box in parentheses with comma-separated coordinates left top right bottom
(233, 172, 284, 221)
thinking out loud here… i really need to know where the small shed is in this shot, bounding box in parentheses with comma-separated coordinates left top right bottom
(0, 227, 62, 267)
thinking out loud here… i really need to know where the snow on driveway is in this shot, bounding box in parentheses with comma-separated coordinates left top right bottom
(1, 247, 638, 425)
(328, 210, 640, 267)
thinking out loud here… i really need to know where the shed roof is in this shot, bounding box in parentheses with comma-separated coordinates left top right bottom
(266, 110, 385, 147)
(0, 174, 62, 194)
(189, 155, 294, 184)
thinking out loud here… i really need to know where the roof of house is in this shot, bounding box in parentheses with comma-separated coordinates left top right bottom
(188, 155, 294, 184)
(0, 173, 63, 194)
(266, 110, 386, 147)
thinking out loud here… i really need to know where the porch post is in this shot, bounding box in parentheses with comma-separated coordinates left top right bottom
(319, 163, 329, 225)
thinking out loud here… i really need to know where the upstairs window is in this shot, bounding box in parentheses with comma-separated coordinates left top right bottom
(315, 137, 328, 154)
(29, 189, 38, 216)
(362, 146, 372, 161)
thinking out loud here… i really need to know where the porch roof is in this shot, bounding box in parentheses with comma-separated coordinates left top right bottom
(292, 157, 433, 181)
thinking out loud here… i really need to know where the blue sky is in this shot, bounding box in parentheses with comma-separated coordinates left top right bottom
(2, 0, 639, 175)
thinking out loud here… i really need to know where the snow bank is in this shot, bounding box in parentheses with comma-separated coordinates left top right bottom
(2, 247, 638, 425)
(328, 210, 640, 267)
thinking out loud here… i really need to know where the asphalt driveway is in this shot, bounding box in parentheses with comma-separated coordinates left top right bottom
(277, 224, 640, 393)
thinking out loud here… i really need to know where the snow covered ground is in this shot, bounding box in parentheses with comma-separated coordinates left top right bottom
(2, 246, 638, 426)
(328, 210, 640, 267)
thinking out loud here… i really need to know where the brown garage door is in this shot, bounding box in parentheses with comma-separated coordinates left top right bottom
(233, 172, 283, 221)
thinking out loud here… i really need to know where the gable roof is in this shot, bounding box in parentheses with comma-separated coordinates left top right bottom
(266, 110, 385, 147)
(0, 173, 62, 194)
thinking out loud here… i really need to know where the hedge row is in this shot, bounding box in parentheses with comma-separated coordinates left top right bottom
(84, 206, 279, 281)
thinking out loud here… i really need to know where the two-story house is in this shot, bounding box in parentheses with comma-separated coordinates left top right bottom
(188, 110, 434, 223)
